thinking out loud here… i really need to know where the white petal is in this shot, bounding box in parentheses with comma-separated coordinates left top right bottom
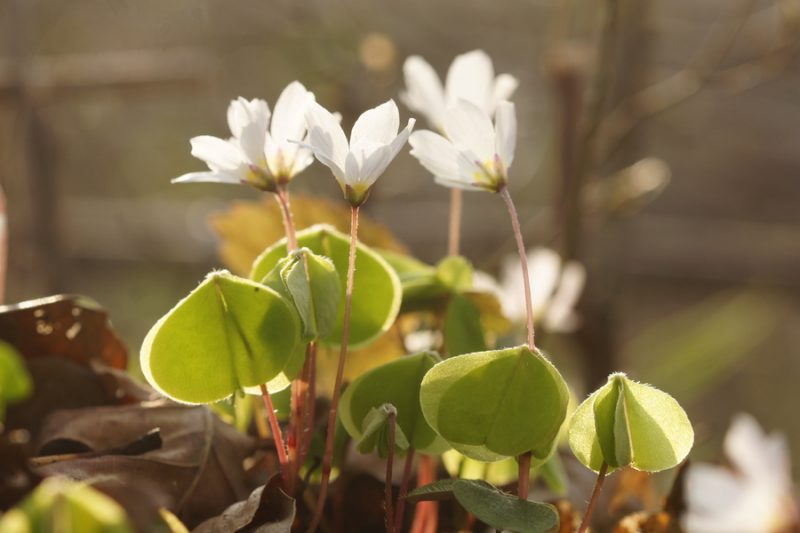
(388, 118, 415, 160)
(305, 101, 349, 171)
(237, 121, 267, 167)
(494, 101, 517, 168)
(726, 414, 791, 486)
(489, 74, 519, 113)
(400, 55, 446, 128)
(354, 144, 392, 188)
(227, 97, 270, 138)
(443, 99, 496, 163)
(527, 248, 562, 312)
(190, 136, 245, 171)
(409, 130, 462, 184)
(271, 81, 315, 143)
(433, 175, 484, 191)
(445, 50, 494, 110)
(303, 128, 346, 182)
(351, 100, 400, 147)
(172, 171, 242, 184)
(543, 261, 586, 332)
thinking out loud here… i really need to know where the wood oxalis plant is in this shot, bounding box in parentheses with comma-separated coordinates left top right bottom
(140, 52, 694, 533)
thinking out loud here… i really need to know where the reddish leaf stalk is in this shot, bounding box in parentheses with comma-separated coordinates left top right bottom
(393, 448, 416, 533)
(308, 205, 360, 533)
(384, 410, 398, 533)
(410, 455, 438, 533)
(577, 461, 609, 533)
(447, 188, 463, 256)
(298, 341, 318, 470)
(275, 185, 298, 251)
(517, 451, 532, 499)
(260, 383, 290, 488)
(499, 186, 536, 349)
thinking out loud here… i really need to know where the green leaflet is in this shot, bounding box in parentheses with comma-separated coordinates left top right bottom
(340, 352, 449, 455)
(141, 271, 301, 404)
(357, 404, 410, 458)
(0, 477, 135, 533)
(419, 345, 569, 459)
(250, 225, 400, 349)
(0, 340, 32, 420)
(568, 373, 694, 473)
(408, 479, 559, 533)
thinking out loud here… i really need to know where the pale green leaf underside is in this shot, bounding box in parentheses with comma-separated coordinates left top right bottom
(568, 373, 694, 473)
(340, 352, 449, 454)
(141, 271, 300, 404)
(250, 224, 401, 349)
(420, 345, 569, 459)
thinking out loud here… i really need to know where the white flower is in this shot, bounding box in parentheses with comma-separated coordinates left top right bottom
(401, 50, 518, 131)
(173, 81, 316, 191)
(473, 247, 586, 333)
(408, 99, 516, 192)
(684, 414, 799, 533)
(303, 99, 414, 206)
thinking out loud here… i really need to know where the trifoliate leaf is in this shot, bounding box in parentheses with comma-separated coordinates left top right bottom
(358, 404, 409, 458)
(141, 271, 301, 404)
(420, 345, 569, 460)
(444, 293, 487, 356)
(279, 248, 341, 340)
(568, 373, 694, 473)
(250, 225, 400, 349)
(340, 352, 448, 454)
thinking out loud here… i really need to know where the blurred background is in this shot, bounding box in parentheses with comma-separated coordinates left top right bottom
(1, 0, 799, 476)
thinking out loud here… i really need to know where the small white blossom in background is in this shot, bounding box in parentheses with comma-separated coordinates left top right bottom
(303, 99, 414, 206)
(173, 81, 316, 191)
(474, 247, 586, 333)
(408, 99, 516, 192)
(401, 49, 518, 131)
(684, 414, 799, 533)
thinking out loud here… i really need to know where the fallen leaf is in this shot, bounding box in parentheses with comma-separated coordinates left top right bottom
(32, 402, 258, 528)
(193, 474, 294, 533)
(0, 295, 127, 369)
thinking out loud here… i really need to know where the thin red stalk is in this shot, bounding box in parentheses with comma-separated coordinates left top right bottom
(499, 186, 536, 349)
(308, 205, 360, 533)
(410, 455, 438, 533)
(260, 383, 289, 487)
(447, 188, 463, 256)
(393, 448, 415, 533)
(517, 451, 532, 500)
(577, 462, 609, 533)
(275, 185, 298, 251)
(384, 410, 397, 533)
(298, 341, 317, 469)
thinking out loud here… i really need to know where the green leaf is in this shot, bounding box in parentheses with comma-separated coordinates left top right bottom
(279, 248, 341, 340)
(0, 477, 135, 532)
(0, 340, 32, 419)
(435, 256, 473, 293)
(340, 352, 449, 455)
(568, 373, 694, 473)
(444, 294, 487, 356)
(358, 404, 410, 458)
(141, 271, 301, 404)
(250, 225, 401, 349)
(419, 345, 569, 460)
(408, 479, 559, 533)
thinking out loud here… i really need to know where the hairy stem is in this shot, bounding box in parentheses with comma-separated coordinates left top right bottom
(499, 187, 536, 348)
(275, 185, 298, 251)
(393, 448, 416, 533)
(384, 410, 397, 533)
(577, 461, 609, 533)
(447, 188, 463, 256)
(517, 451, 532, 499)
(308, 205, 360, 533)
(260, 383, 289, 488)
